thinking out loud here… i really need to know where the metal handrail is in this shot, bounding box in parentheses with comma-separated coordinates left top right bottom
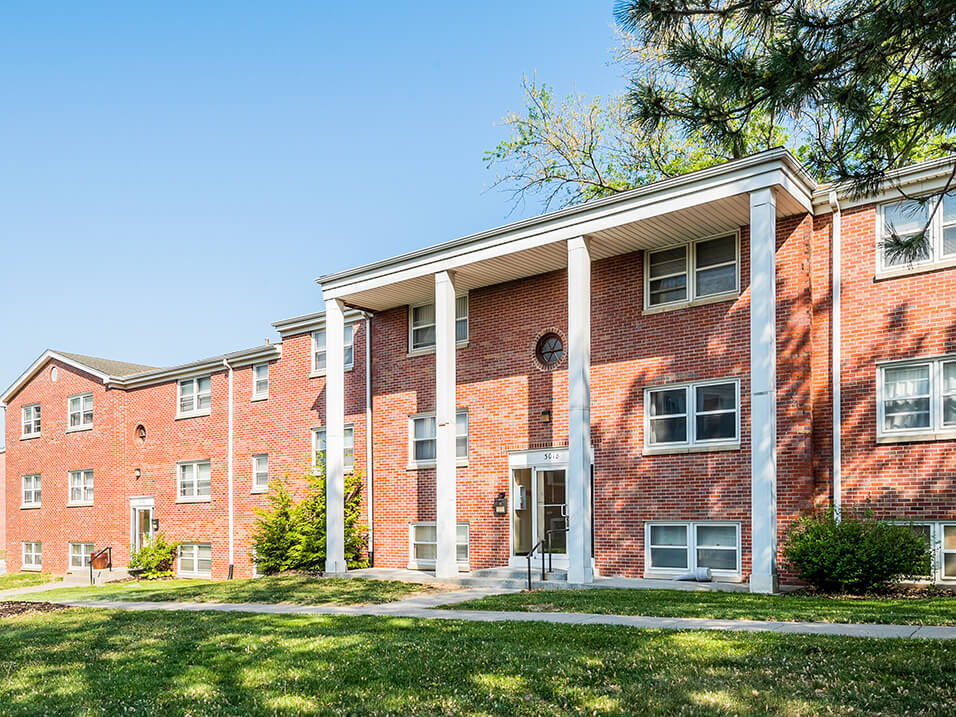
(524, 540, 545, 591)
(89, 546, 112, 585)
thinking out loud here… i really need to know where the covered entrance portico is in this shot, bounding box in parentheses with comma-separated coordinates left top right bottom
(318, 149, 815, 592)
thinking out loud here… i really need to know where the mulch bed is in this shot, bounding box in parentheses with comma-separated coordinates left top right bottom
(0, 602, 71, 619)
(792, 584, 956, 600)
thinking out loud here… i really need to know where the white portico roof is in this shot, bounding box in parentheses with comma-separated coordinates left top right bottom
(318, 148, 816, 312)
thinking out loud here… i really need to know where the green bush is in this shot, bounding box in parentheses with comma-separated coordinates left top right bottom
(251, 463, 368, 575)
(128, 533, 179, 579)
(782, 508, 932, 593)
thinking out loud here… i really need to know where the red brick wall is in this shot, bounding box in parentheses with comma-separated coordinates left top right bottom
(836, 204, 956, 518)
(0, 448, 6, 564)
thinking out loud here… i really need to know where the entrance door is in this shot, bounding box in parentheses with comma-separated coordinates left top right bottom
(511, 467, 569, 567)
(133, 507, 153, 552)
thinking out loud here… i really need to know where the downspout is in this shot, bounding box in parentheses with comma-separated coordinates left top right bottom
(223, 359, 235, 578)
(828, 191, 842, 520)
(364, 313, 374, 565)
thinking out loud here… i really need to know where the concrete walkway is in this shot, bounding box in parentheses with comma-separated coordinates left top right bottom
(42, 593, 956, 640)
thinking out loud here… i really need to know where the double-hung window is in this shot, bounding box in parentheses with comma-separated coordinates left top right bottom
(646, 234, 738, 309)
(252, 454, 269, 492)
(22, 475, 41, 507)
(312, 324, 354, 374)
(408, 295, 469, 352)
(179, 543, 212, 577)
(646, 522, 740, 576)
(645, 380, 739, 451)
(22, 542, 42, 571)
(408, 521, 470, 569)
(22, 403, 41, 437)
(252, 364, 269, 400)
(69, 542, 94, 570)
(879, 355, 956, 440)
(178, 376, 211, 417)
(178, 460, 212, 501)
(899, 522, 956, 582)
(878, 191, 956, 272)
(409, 410, 468, 467)
(68, 393, 94, 430)
(68, 469, 94, 506)
(312, 426, 355, 471)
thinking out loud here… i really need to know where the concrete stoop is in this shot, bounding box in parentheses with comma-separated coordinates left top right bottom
(65, 567, 132, 586)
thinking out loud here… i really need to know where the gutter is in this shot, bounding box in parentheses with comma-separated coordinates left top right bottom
(364, 312, 374, 564)
(828, 191, 842, 519)
(223, 358, 236, 578)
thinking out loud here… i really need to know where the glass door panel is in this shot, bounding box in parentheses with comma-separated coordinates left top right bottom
(136, 508, 153, 551)
(538, 469, 567, 553)
(512, 469, 533, 555)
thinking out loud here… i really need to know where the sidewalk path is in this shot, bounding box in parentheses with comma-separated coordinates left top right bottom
(43, 591, 956, 640)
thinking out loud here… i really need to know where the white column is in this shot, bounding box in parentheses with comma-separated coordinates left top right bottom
(325, 298, 347, 574)
(567, 236, 594, 584)
(749, 188, 778, 594)
(434, 271, 458, 579)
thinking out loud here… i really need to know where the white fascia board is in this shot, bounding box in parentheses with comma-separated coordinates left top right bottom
(0, 350, 111, 406)
(110, 345, 281, 389)
(271, 308, 366, 338)
(323, 161, 810, 301)
(812, 155, 956, 212)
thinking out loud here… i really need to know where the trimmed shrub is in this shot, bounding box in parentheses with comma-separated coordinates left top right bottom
(251, 463, 368, 575)
(783, 508, 932, 593)
(128, 533, 179, 579)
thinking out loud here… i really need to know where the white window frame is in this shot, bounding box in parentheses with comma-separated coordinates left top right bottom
(21, 403, 41, 438)
(22, 541, 42, 571)
(177, 460, 212, 502)
(894, 521, 956, 583)
(178, 543, 213, 578)
(312, 425, 355, 471)
(407, 409, 468, 469)
(644, 232, 740, 311)
(644, 521, 741, 579)
(67, 469, 94, 506)
(252, 454, 269, 493)
(69, 542, 95, 570)
(67, 392, 94, 431)
(21, 474, 41, 508)
(252, 548, 265, 578)
(252, 363, 269, 400)
(407, 294, 469, 354)
(177, 376, 212, 418)
(876, 190, 956, 275)
(877, 355, 956, 442)
(408, 521, 470, 570)
(311, 324, 355, 375)
(644, 379, 740, 453)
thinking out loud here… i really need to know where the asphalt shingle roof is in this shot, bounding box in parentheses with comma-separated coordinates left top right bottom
(57, 352, 157, 378)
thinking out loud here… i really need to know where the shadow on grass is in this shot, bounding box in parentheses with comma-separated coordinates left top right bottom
(0, 608, 952, 715)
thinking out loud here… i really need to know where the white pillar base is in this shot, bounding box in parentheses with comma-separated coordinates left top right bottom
(750, 572, 779, 594)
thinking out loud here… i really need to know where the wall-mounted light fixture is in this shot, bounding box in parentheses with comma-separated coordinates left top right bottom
(540, 410, 552, 423)
(134, 469, 142, 479)
(493, 492, 507, 515)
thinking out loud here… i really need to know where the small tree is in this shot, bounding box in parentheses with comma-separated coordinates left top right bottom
(128, 533, 179, 579)
(783, 508, 932, 593)
(251, 463, 368, 575)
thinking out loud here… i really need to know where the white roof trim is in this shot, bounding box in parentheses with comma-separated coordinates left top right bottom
(110, 345, 282, 389)
(318, 148, 815, 301)
(812, 155, 956, 211)
(271, 308, 366, 337)
(1, 350, 112, 406)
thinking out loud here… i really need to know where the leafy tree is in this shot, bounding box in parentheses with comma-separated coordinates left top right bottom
(488, 2, 955, 260)
(251, 464, 368, 575)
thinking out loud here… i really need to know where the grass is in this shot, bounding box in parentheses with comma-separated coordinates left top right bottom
(0, 608, 952, 715)
(17, 574, 433, 606)
(451, 587, 956, 625)
(0, 573, 60, 592)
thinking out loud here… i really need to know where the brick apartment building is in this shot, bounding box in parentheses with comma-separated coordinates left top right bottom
(3, 149, 955, 591)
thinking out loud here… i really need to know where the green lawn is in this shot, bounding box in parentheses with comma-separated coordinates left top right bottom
(0, 573, 60, 592)
(451, 587, 956, 625)
(19, 574, 433, 606)
(0, 608, 952, 715)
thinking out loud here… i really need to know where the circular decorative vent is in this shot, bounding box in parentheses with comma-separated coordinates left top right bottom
(135, 424, 147, 447)
(50, 367, 58, 382)
(535, 332, 565, 367)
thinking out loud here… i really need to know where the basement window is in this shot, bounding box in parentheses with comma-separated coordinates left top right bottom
(69, 542, 94, 570)
(645, 522, 740, 577)
(22, 542, 42, 571)
(178, 543, 212, 578)
(408, 522, 469, 570)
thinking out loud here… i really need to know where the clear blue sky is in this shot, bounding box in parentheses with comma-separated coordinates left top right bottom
(0, 1, 623, 439)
